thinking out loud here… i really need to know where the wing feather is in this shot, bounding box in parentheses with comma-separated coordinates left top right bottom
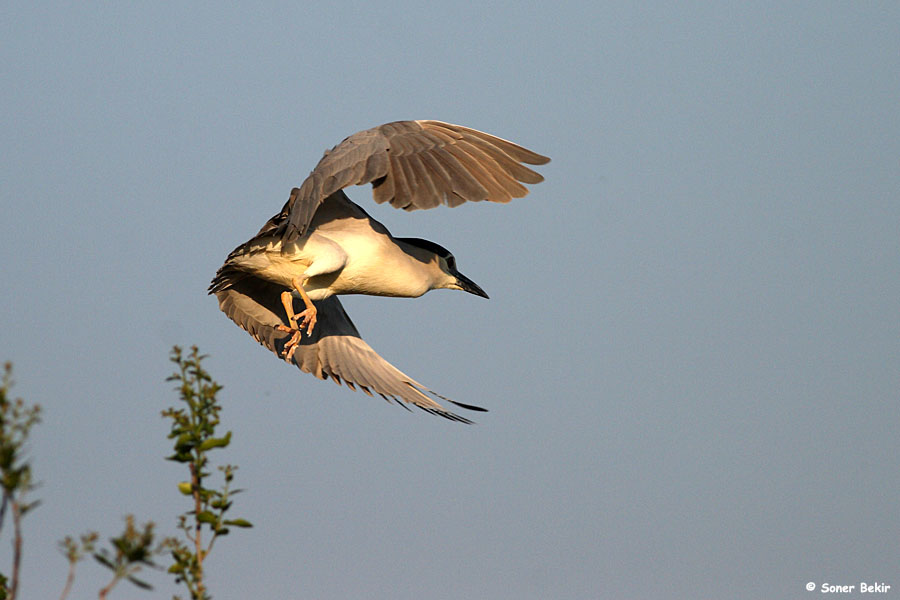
(406, 153, 442, 209)
(281, 120, 549, 238)
(456, 134, 545, 184)
(431, 146, 489, 204)
(388, 154, 415, 209)
(455, 139, 530, 197)
(426, 120, 551, 165)
(444, 144, 512, 203)
(394, 154, 432, 210)
(214, 277, 481, 422)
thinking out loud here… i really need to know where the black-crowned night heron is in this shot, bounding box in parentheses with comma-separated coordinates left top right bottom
(209, 120, 549, 422)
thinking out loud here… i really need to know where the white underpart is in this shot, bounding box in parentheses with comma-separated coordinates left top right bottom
(231, 228, 450, 301)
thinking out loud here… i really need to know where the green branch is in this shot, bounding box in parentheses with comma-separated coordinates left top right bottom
(163, 347, 251, 600)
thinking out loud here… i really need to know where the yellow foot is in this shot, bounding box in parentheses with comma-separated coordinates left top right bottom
(276, 325, 303, 362)
(295, 306, 317, 335)
(280, 281, 317, 335)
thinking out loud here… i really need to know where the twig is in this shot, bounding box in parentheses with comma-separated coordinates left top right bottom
(98, 573, 118, 600)
(0, 493, 7, 539)
(58, 562, 76, 600)
(10, 500, 22, 600)
(190, 462, 206, 599)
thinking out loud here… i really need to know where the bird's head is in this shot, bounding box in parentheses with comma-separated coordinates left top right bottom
(397, 237, 489, 299)
(441, 258, 489, 298)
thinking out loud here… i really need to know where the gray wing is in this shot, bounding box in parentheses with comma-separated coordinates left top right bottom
(283, 120, 550, 239)
(215, 276, 484, 423)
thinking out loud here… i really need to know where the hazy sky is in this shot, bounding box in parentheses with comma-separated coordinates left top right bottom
(2, 2, 898, 599)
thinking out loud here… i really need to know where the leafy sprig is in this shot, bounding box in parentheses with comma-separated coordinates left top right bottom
(163, 346, 252, 600)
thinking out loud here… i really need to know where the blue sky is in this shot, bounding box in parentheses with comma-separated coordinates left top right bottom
(2, 2, 898, 598)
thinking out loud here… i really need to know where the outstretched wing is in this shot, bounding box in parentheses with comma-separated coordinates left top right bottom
(214, 276, 485, 423)
(281, 120, 550, 239)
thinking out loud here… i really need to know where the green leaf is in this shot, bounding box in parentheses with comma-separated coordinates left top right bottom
(196, 511, 217, 524)
(93, 552, 115, 570)
(173, 432, 195, 451)
(198, 431, 232, 451)
(210, 499, 232, 511)
(177, 481, 193, 495)
(223, 518, 253, 528)
(3, 471, 19, 491)
(126, 575, 153, 590)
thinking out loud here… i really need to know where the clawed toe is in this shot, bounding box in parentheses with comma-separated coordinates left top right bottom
(276, 325, 303, 362)
(295, 308, 317, 334)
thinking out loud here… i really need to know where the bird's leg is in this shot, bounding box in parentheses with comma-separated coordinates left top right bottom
(276, 291, 301, 361)
(276, 278, 316, 362)
(280, 290, 299, 327)
(290, 276, 318, 334)
(278, 277, 317, 334)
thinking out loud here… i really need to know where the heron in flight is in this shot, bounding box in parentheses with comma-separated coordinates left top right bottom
(209, 120, 549, 422)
